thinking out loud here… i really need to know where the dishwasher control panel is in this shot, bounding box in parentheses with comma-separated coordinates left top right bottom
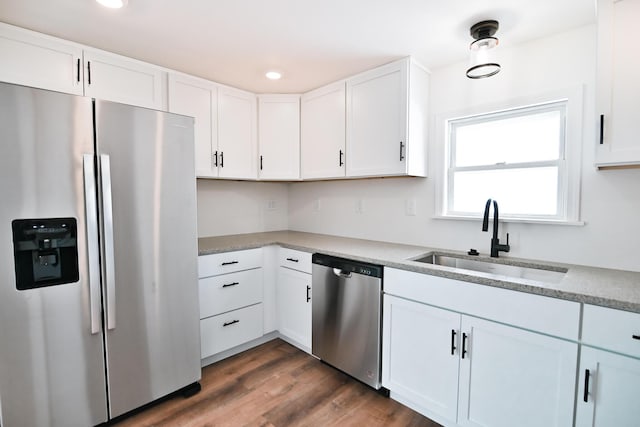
(311, 253, 383, 278)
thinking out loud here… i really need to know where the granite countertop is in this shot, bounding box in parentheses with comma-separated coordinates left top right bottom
(198, 230, 640, 314)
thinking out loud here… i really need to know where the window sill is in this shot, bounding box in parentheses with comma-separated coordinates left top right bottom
(432, 214, 585, 226)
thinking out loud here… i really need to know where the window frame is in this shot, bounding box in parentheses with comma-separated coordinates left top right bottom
(435, 86, 584, 225)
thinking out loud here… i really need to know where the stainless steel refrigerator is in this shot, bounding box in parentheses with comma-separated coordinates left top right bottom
(0, 82, 201, 426)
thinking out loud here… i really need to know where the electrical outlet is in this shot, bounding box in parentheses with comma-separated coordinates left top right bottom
(355, 199, 364, 214)
(406, 198, 417, 216)
(266, 200, 277, 211)
(313, 198, 321, 212)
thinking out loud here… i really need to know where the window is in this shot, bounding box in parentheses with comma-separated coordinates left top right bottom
(441, 95, 582, 223)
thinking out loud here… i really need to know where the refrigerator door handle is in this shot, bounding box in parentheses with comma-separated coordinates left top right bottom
(83, 154, 101, 334)
(100, 154, 116, 330)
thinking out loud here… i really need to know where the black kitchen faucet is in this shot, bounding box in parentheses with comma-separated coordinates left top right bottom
(482, 198, 510, 257)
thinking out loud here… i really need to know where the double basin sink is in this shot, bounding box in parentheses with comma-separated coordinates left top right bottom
(410, 253, 568, 284)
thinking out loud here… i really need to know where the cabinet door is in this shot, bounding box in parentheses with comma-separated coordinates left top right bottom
(576, 346, 640, 427)
(258, 95, 300, 180)
(382, 295, 460, 424)
(595, 0, 640, 167)
(457, 316, 577, 427)
(346, 60, 408, 177)
(276, 267, 311, 351)
(218, 86, 257, 179)
(83, 48, 166, 110)
(0, 22, 83, 95)
(301, 82, 346, 179)
(168, 73, 217, 177)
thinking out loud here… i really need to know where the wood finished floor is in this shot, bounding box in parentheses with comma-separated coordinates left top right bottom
(113, 339, 441, 427)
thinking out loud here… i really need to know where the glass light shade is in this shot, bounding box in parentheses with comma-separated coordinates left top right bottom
(466, 36, 500, 79)
(96, 0, 128, 8)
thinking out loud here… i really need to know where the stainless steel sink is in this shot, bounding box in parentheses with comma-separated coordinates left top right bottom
(411, 253, 567, 284)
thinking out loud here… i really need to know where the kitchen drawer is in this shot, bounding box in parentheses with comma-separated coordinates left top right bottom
(279, 247, 312, 273)
(384, 267, 580, 340)
(582, 304, 640, 358)
(199, 269, 263, 319)
(200, 303, 263, 358)
(198, 248, 263, 278)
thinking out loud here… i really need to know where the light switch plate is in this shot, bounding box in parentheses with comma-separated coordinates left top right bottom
(406, 198, 417, 216)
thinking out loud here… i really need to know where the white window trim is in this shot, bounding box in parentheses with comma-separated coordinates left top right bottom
(433, 86, 584, 225)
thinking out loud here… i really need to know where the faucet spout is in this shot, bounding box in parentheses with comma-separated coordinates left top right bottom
(481, 198, 510, 258)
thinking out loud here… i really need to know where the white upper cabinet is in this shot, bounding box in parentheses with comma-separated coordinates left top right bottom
(0, 22, 83, 95)
(83, 48, 166, 110)
(218, 86, 258, 179)
(0, 23, 166, 110)
(258, 95, 301, 180)
(168, 73, 218, 178)
(595, 0, 640, 168)
(301, 81, 346, 179)
(346, 58, 428, 178)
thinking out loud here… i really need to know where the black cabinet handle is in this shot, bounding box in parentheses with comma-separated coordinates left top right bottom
(461, 333, 468, 359)
(399, 141, 405, 161)
(223, 320, 239, 327)
(286, 258, 299, 263)
(451, 330, 457, 355)
(633, 335, 640, 340)
(339, 149, 344, 167)
(260, 155, 263, 170)
(599, 114, 604, 145)
(77, 58, 81, 83)
(87, 61, 91, 85)
(583, 369, 590, 402)
(221, 261, 238, 266)
(222, 282, 239, 288)
(220, 151, 224, 168)
(213, 151, 218, 167)
(306, 285, 311, 302)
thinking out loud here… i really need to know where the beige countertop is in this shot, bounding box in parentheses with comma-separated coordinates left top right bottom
(198, 230, 640, 314)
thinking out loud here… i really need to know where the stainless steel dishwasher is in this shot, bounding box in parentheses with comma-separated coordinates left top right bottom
(312, 253, 383, 389)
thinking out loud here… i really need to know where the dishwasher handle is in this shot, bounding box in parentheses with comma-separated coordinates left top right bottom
(332, 268, 352, 278)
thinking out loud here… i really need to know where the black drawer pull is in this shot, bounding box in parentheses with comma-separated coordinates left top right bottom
(222, 282, 239, 288)
(221, 261, 238, 266)
(213, 151, 218, 167)
(451, 330, 457, 355)
(461, 333, 468, 359)
(286, 258, 299, 263)
(583, 369, 590, 402)
(399, 141, 405, 161)
(599, 114, 604, 145)
(306, 285, 311, 302)
(633, 335, 640, 340)
(223, 320, 239, 327)
(220, 151, 224, 167)
(339, 149, 344, 167)
(87, 61, 92, 85)
(77, 58, 81, 83)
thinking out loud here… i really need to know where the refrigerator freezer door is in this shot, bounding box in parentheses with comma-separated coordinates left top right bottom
(94, 101, 201, 418)
(0, 83, 108, 426)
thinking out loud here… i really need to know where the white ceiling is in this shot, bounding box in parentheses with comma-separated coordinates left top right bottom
(0, 0, 595, 93)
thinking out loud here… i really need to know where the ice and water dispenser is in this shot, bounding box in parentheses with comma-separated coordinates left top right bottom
(11, 218, 79, 290)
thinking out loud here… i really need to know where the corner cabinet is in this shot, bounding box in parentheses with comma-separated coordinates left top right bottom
(301, 81, 347, 179)
(218, 86, 258, 179)
(258, 95, 301, 180)
(595, 0, 640, 168)
(346, 58, 429, 178)
(382, 268, 579, 427)
(576, 305, 640, 426)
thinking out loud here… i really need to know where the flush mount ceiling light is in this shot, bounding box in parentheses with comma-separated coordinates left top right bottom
(466, 20, 501, 79)
(96, 0, 128, 9)
(265, 71, 282, 80)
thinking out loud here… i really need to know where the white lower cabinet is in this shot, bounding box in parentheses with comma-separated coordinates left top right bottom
(383, 268, 579, 427)
(277, 264, 312, 352)
(576, 347, 640, 427)
(457, 317, 577, 427)
(200, 304, 263, 358)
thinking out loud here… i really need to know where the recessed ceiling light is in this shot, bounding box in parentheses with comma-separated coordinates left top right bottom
(96, 0, 128, 9)
(265, 71, 282, 80)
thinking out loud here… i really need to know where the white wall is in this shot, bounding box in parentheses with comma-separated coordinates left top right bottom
(288, 24, 640, 272)
(196, 179, 288, 237)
